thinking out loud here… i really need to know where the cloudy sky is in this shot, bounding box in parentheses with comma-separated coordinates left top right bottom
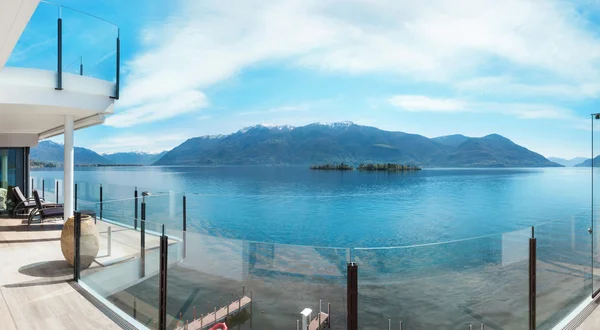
(16, 0, 600, 158)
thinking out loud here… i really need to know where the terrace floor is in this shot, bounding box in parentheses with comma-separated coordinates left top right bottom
(0, 217, 122, 330)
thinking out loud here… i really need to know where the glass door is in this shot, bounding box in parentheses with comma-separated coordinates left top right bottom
(0, 148, 28, 214)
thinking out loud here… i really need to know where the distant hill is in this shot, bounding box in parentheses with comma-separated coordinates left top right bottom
(431, 134, 469, 149)
(548, 157, 588, 167)
(154, 122, 562, 168)
(31, 141, 166, 166)
(103, 151, 167, 165)
(575, 156, 600, 167)
(31, 141, 111, 165)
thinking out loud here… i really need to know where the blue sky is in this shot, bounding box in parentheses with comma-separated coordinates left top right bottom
(17, 0, 600, 158)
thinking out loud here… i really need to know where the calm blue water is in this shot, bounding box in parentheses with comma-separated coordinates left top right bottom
(31, 166, 593, 248)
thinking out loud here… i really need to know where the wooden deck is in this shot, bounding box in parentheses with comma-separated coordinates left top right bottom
(181, 295, 252, 330)
(0, 217, 122, 329)
(308, 312, 329, 330)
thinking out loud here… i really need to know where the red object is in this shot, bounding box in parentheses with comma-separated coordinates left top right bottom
(209, 323, 228, 330)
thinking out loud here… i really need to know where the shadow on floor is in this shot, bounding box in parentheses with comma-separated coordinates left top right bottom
(19, 260, 72, 278)
(0, 222, 64, 232)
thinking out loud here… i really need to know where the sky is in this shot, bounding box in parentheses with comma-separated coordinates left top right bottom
(14, 0, 600, 158)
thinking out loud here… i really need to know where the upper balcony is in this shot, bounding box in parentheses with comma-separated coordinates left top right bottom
(0, 0, 120, 143)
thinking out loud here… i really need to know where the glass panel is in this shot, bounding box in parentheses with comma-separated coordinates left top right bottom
(61, 6, 118, 82)
(5, 2, 59, 71)
(141, 189, 185, 232)
(536, 216, 591, 329)
(355, 228, 530, 329)
(76, 181, 101, 212)
(127, 226, 349, 329)
(44, 178, 56, 203)
(80, 219, 164, 326)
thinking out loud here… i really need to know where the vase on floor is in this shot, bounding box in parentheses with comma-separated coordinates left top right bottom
(60, 214, 99, 269)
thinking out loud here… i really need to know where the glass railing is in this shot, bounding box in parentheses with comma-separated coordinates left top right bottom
(536, 216, 592, 329)
(24, 177, 593, 329)
(355, 228, 531, 329)
(5, 1, 119, 96)
(78, 217, 166, 328)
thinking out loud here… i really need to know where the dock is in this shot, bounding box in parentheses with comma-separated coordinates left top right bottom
(308, 312, 330, 330)
(179, 295, 252, 330)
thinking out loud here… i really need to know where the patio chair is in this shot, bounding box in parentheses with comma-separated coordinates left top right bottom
(12, 186, 61, 217)
(27, 190, 64, 229)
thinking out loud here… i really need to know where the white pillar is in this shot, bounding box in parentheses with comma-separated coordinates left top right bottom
(1, 150, 7, 189)
(64, 115, 74, 219)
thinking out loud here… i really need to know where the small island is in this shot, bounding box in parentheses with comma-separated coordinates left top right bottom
(310, 163, 354, 170)
(358, 163, 421, 171)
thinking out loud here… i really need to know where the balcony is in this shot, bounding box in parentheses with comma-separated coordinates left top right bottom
(0, 0, 119, 141)
(1, 176, 596, 329)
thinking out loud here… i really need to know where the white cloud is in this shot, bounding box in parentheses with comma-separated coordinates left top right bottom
(388, 95, 465, 112)
(89, 132, 190, 153)
(115, 0, 600, 127)
(239, 105, 306, 116)
(106, 90, 208, 127)
(455, 76, 600, 99)
(388, 94, 578, 121)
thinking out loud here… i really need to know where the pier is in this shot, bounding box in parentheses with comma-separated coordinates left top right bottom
(177, 288, 252, 330)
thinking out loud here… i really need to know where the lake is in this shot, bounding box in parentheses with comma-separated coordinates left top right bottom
(31, 166, 593, 247)
(32, 166, 596, 329)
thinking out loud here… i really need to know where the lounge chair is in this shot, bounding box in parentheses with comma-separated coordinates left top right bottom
(27, 190, 64, 229)
(12, 186, 61, 217)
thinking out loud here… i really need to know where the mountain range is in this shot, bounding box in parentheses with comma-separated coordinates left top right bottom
(31, 123, 564, 168)
(574, 156, 600, 167)
(155, 122, 561, 167)
(30, 141, 165, 166)
(548, 157, 588, 167)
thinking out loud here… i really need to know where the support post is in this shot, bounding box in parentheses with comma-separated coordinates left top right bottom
(347, 262, 358, 330)
(73, 211, 81, 281)
(99, 184, 103, 222)
(529, 227, 536, 330)
(183, 194, 187, 231)
(56, 17, 63, 90)
(74, 183, 78, 211)
(183, 194, 187, 258)
(158, 232, 168, 330)
(134, 187, 138, 230)
(112, 32, 120, 99)
(140, 198, 146, 277)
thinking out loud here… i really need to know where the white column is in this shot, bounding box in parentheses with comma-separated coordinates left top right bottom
(64, 115, 74, 218)
(1, 150, 7, 189)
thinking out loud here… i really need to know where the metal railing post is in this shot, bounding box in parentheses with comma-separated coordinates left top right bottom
(56, 180, 59, 203)
(140, 197, 146, 277)
(347, 262, 358, 330)
(112, 31, 120, 99)
(529, 227, 536, 330)
(79, 56, 83, 76)
(42, 180, 45, 199)
(183, 194, 187, 231)
(134, 187, 138, 230)
(183, 194, 187, 258)
(31, 178, 34, 196)
(74, 183, 78, 210)
(73, 211, 81, 281)
(158, 229, 168, 330)
(56, 15, 63, 90)
(99, 184, 103, 222)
